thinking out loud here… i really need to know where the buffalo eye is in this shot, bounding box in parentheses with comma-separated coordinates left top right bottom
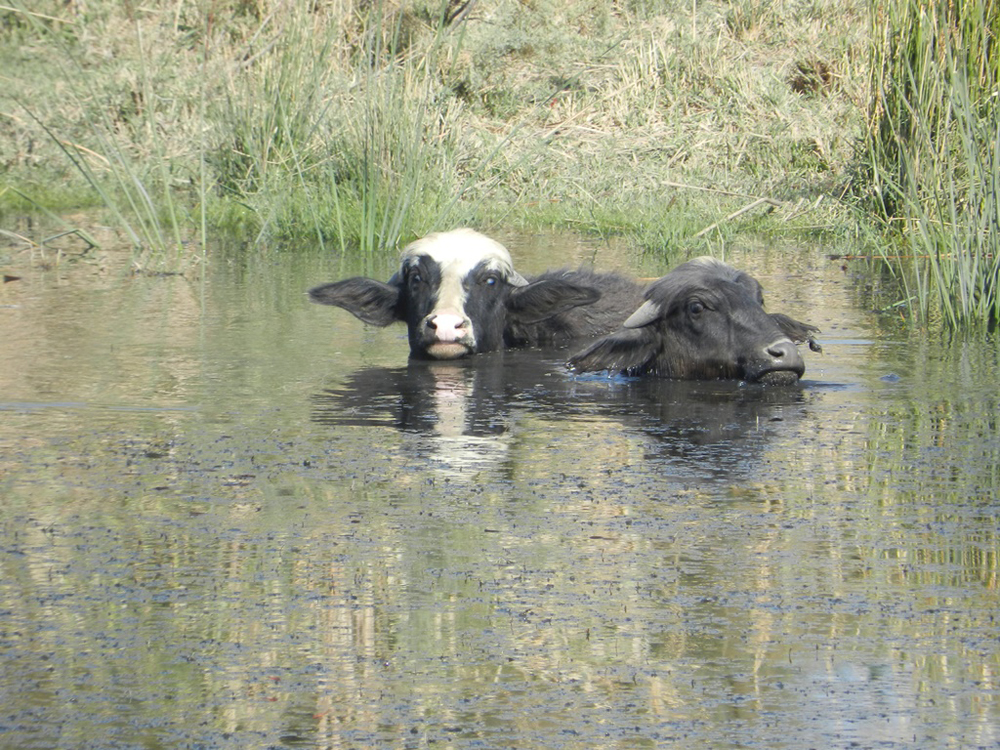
(687, 299, 705, 316)
(482, 274, 499, 287)
(408, 270, 423, 285)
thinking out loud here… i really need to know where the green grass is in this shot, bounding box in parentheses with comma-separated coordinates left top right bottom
(854, 0, 1000, 330)
(0, 0, 889, 266)
(2, 1, 208, 270)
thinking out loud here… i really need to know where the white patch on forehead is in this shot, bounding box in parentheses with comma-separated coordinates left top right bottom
(399, 231, 527, 339)
(399, 228, 517, 280)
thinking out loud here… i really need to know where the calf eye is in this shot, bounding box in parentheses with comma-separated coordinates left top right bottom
(483, 275, 499, 287)
(409, 271, 423, 285)
(687, 299, 705, 315)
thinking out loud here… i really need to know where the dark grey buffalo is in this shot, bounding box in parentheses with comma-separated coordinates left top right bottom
(309, 228, 643, 360)
(568, 257, 820, 384)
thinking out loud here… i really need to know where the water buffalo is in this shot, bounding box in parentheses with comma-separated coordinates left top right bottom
(568, 257, 820, 384)
(308, 228, 643, 360)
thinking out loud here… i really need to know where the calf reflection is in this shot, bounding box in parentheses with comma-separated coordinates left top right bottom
(312, 355, 515, 478)
(312, 355, 512, 436)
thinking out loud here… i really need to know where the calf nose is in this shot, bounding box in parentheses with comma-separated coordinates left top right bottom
(427, 313, 467, 343)
(765, 339, 805, 372)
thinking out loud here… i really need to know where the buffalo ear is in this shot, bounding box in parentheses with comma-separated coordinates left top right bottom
(568, 328, 660, 375)
(770, 313, 822, 351)
(506, 278, 601, 325)
(308, 278, 401, 327)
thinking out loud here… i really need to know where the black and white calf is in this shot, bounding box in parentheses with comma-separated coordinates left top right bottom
(569, 257, 820, 384)
(308, 228, 644, 360)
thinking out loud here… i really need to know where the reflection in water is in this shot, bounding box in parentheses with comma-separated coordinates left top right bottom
(313, 351, 810, 484)
(569, 375, 810, 481)
(1, 237, 998, 749)
(312, 355, 512, 436)
(313, 355, 515, 478)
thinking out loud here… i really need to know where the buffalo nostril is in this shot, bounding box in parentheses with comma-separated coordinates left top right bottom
(767, 341, 794, 359)
(763, 339, 805, 377)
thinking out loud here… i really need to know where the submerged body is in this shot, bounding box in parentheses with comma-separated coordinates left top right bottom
(569, 257, 820, 384)
(309, 228, 643, 360)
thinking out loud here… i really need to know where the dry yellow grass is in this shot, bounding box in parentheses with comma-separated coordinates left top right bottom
(1, 0, 871, 252)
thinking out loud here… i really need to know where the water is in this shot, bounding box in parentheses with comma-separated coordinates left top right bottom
(1, 231, 998, 749)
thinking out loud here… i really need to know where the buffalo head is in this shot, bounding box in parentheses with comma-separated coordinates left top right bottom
(568, 257, 819, 384)
(308, 229, 602, 360)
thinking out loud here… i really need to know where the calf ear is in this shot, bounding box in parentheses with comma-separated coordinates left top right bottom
(308, 278, 401, 327)
(506, 278, 601, 324)
(770, 313, 823, 352)
(568, 328, 660, 375)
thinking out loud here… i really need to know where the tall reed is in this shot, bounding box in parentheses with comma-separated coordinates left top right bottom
(861, 0, 1000, 329)
(8, 1, 207, 270)
(213, 2, 467, 260)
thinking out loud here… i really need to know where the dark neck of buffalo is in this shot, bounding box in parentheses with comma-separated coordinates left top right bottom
(503, 270, 644, 350)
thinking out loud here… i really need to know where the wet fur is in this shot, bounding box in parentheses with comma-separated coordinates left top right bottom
(504, 270, 645, 348)
(569, 258, 819, 381)
(309, 242, 644, 357)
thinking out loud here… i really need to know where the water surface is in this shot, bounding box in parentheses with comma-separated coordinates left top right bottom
(1, 232, 998, 749)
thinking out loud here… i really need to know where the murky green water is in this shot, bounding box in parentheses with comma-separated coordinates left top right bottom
(2, 232, 998, 749)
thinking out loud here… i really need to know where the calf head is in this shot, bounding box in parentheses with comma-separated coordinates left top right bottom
(569, 257, 818, 384)
(308, 228, 600, 360)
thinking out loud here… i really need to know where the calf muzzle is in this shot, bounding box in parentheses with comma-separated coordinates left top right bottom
(422, 313, 475, 359)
